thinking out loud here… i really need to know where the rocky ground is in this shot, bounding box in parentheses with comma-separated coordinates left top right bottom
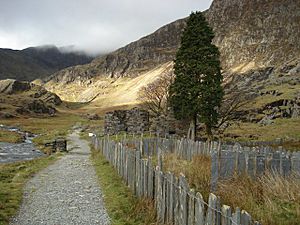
(10, 130, 110, 225)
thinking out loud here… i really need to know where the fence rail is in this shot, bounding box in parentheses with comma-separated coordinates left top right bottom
(92, 136, 262, 225)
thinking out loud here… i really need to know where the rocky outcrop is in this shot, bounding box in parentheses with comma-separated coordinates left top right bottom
(0, 79, 62, 117)
(206, 0, 300, 72)
(16, 99, 56, 115)
(0, 79, 32, 94)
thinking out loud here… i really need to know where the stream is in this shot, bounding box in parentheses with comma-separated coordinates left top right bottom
(0, 125, 45, 164)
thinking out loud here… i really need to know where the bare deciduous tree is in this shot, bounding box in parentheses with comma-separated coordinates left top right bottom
(138, 71, 174, 116)
(213, 80, 252, 137)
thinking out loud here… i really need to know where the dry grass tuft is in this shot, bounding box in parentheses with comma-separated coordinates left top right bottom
(162, 153, 299, 225)
(163, 154, 211, 200)
(217, 173, 300, 225)
(131, 198, 157, 225)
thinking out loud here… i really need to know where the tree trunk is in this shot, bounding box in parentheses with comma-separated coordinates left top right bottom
(187, 116, 197, 141)
(206, 124, 213, 141)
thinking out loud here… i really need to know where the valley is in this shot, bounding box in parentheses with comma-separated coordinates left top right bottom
(0, 0, 299, 224)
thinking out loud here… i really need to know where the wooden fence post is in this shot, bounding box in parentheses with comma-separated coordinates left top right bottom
(148, 159, 154, 199)
(205, 193, 220, 225)
(211, 152, 219, 192)
(174, 176, 180, 225)
(167, 172, 175, 224)
(135, 150, 141, 196)
(179, 174, 189, 225)
(156, 170, 164, 223)
(188, 189, 196, 225)
(241, 210, 251, 225)
(195, 192, 205, 225)
(232, 208, 241, 225)
(221, 205, 231, 225)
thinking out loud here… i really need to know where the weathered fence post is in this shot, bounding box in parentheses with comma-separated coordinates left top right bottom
(167, 172, 175, 224)
(232, 208, 241, 225)
(205, 193, 220, 225)
(241, 210, 251, 225)
(188, 189, 196, 225)
(179, 174, 189, 225)
(211, 152, 219, 192)
(156, 170, 165, 223)
(195, 192, 205, 225)
(135, 150, 141, 196)
(221, 205, 231, 225)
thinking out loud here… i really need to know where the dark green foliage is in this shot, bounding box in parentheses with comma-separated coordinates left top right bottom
(169, 11, 223, 136)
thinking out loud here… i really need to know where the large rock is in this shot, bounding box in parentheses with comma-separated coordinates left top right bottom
(0, 79, 32, 94)
(0, 79, 62, 116)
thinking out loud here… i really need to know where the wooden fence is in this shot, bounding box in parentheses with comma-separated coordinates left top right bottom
(120, 137, 300, 183)
(92, 136, 262, 225)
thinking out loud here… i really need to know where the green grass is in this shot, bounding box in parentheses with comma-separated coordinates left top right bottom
(91, 149, 156, 225)
(0, 130, 23, 143)
(0, 155, 61, 225)
(0, 113, 88, 153)
(224, 118, 300, 150)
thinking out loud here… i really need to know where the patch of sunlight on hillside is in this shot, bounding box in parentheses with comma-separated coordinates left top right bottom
(45, 62, 173, 111)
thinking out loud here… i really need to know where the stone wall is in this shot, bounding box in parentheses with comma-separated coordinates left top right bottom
(104, 108, 149, 135)
(149, 111, 188, 136)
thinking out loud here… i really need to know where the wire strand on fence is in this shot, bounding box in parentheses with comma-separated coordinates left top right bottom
(97, 138, 261, 225)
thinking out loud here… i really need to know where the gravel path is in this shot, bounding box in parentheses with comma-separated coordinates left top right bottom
(10, 130, 110, 225)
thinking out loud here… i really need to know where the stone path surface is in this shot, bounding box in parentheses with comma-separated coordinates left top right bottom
(10, 130, 110, 225)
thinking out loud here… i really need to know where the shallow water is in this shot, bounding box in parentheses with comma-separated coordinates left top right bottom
(0, 125, 45, 164)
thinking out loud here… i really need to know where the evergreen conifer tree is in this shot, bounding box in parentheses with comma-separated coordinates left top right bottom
(169, 11, 223, 140)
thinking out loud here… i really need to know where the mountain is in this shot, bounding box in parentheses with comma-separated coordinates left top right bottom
(44, 0, 300, 109)
(0, 45, 93, 81)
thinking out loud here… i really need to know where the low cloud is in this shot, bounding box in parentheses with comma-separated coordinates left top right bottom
(0, 0, 212, 54)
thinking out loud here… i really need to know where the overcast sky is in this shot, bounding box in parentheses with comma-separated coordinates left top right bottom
(0, 0, 213, 55)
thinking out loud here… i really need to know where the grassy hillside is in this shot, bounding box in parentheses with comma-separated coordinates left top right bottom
(0, 46, 93, 81)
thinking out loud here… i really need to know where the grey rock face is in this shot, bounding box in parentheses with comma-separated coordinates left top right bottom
(0, 79, 32, 94)
(46, 0, 300, 86)
(47, 19, 186, 84)
(206, 0, 300, 70)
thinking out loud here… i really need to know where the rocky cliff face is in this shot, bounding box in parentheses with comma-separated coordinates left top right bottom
(207, 0, 300, 72)
(45, 0, 300, 107)
(46, 19, 186, 85)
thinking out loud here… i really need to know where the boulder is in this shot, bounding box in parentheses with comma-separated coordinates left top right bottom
(0, 79, 32, 94)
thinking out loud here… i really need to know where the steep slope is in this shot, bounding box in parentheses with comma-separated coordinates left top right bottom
(0, 46, 93, 81)
(45, 0, 300, 108)
(45, 19, 186, 85)
(206, 0, 300, 73)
